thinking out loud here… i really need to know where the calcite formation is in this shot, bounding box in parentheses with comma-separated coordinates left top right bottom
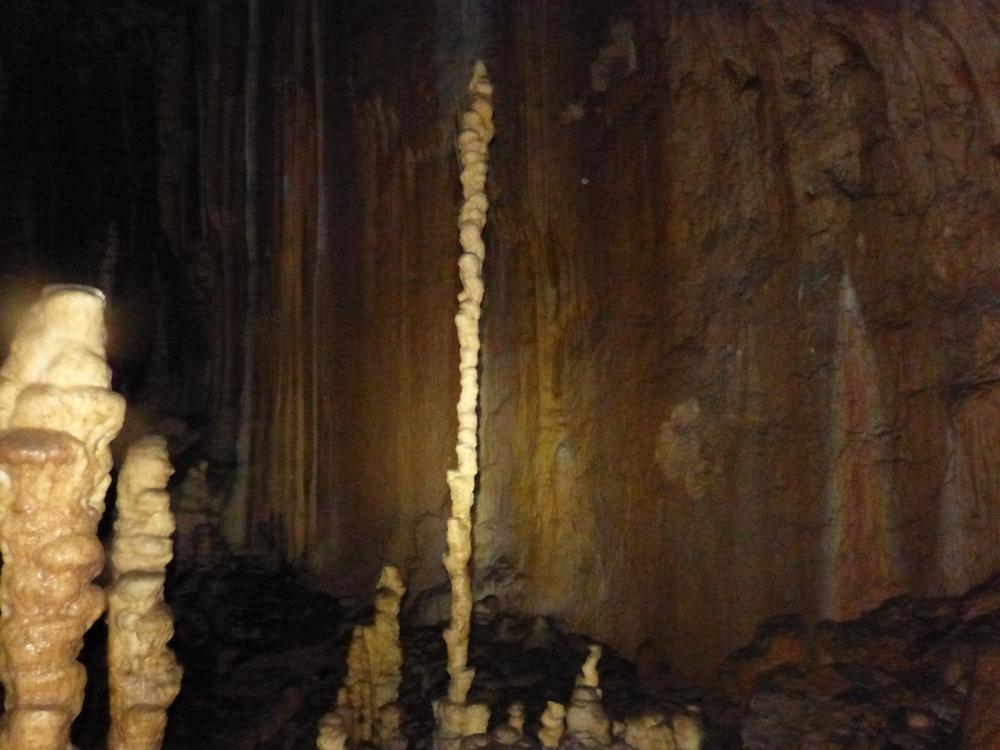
(316, 712, 348, 750)
(328, 564, 407, 748)
(576, 645, 602, 689)
(344, 626, 374, 744)
(537, 702, 566, 749)
(107, 435, 182, 750)
(203, 0, 998, 685)
(0, 285, 125, 750)
(565, 646, 610, 747)
(506, 702, 525, 734)
(621, 714, 676, 750)
(436, 58, 495, 750)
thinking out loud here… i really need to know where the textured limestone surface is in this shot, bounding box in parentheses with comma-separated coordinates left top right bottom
(0, 286, 125, 749)
(222, 0, 999, 683)
(44, 0, 999, 686)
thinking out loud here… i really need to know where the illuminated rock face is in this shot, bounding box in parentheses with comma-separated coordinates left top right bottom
(165, 0, 1000, 682)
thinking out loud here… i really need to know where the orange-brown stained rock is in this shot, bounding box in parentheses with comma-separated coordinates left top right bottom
(0, 285, 124, 750)
(960, 644, 1000, 749)
(197, 0, 1000, 683)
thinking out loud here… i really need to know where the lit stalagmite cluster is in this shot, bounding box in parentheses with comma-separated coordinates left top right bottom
(0, 64, 703, 750)
(107, 435, 183, 750)
(0, 285, 179, 750)
(315, 59, 702, 750)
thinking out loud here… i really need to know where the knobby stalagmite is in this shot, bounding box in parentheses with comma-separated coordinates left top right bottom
(434, 59, 495, 750)
(107, 435, 182, 750)
(319, 565, 406, 749)
(0, 285, 125, 750)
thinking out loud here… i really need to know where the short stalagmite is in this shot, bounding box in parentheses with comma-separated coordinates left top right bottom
(537, 702, 566, 749)
(435, 58, 495, 750)
(0, 285, 125, 750)
(107, 435, 182, 750)
(316, 712, 348, 750)
(566, 645, 611, 746)
(322, 565, 407, 749)
(368, 566, 407, 748)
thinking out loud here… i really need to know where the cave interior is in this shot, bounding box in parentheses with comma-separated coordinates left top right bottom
(0, 0, 999, 748)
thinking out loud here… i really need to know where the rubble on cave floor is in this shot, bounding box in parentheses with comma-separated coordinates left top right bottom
(69, 556, 1000, 749)
(708, 575, 1000, 749)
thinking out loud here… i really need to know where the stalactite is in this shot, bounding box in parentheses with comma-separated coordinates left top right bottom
(106, 435, 182, 750)
(434, 60, 495, 750)
(0, 285, 125, 750)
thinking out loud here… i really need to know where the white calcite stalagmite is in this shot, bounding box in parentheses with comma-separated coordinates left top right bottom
(436, 58, 495, 750)
(0, 285, 126, 750)
(577, 645, 602, 689)
(538, 701, 566, 749)
(107, 435, 182, 750)
(345, 627, 375, 744)
(506, 702, 525, 734)
(316, 712, 348, 750)
(368, 566, 407, 748)
(622, 714, 677, 750)
(565, 645, 611, 746)
(326, 565, 407, 749)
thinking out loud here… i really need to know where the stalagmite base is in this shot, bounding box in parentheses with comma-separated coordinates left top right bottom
(0, 285, 125, 750)
(107, 435, 182, 750)
(434, 58, 495, 750)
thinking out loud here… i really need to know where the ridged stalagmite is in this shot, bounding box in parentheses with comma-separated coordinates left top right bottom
(321, 565, 406, 749)
(0, 285, 125, 750)
(435, 58, 495, 750)
(107, 435, 182, 750)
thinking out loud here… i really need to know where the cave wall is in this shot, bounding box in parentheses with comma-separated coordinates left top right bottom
(178, 0, 999, 680)
(0, 0, 216, 426)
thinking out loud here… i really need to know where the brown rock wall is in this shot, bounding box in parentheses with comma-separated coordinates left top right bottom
(187, 0, 1000, 681)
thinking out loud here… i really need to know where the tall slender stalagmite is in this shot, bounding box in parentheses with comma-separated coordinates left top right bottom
(107, 435, 182, 750)
(433, 60, 495, 750)
(0, 285, 125, 750)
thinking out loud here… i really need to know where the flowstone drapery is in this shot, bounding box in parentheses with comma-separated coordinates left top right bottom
(0, 285, 125, 750)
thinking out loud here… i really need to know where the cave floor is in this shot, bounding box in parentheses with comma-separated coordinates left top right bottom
(66, 555, 997, 750)
(70, 555, 687, 750)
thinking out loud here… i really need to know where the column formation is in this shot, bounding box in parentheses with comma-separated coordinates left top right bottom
(0, 285, 125, 750)
(434, 59, 496, 750)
